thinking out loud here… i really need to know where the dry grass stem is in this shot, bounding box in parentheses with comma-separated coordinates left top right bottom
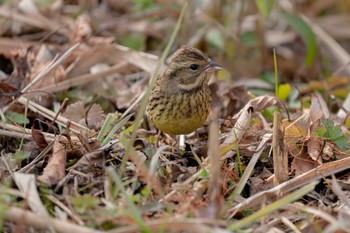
(17, 96, 92, 135)
(5, 207, 97, 233)
(228, 156, 350, 217)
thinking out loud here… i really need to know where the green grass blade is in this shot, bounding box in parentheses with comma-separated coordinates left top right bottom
(227, 181, 317, 231)
(107, 167, 151, 233)
(279, 13, 317, 66)
(255, 0, 275, 18)
(101, 113, 134, 147)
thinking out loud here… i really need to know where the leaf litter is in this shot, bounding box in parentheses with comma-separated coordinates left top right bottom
(0, 0, 350, 233)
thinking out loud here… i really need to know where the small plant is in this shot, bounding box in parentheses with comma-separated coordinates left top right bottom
(314, 119, 349, 151)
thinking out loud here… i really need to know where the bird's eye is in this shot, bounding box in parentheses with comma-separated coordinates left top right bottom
(189, 64, 199, 70)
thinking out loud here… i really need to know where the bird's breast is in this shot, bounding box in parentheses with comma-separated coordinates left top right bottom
(147, 85, 211, 135)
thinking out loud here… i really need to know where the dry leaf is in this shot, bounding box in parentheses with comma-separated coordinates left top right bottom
(307, 136, 324, 163)
(86, 103, 104, 130)
(31, 128, 48, 151)
(115, 78, 145, 109)
(30, 46, 66, 91)
(224, 104, 252, 144)
(310, 94, 323, 125)
(283, 113, 310, 156)
(27, 46, 66, 107)
(63, 101, 104, 129)
(72, 139, 123, 170)
(115, 44, 158, 73)
(0, 81, 19, 107)
(291, 152, 320, 176)
(249, 176, 274, 196)
(210, 82, 250, 119)
(37, 139, 66, 186)
(232, 95, 289, 122)
(66, 45, 126, 78)
(62, 101, 86, 126)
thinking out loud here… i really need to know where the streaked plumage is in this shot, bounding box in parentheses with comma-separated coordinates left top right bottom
(147, 47, 222, 135)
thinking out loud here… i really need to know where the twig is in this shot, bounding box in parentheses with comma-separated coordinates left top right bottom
(4, 207, 98, 233)
(17, 96, 92, 135)
(22, 43, 80, 93)
(44, 62, 128, 93)
(272, 112, 289, 185)
(227, 156, 350, 217)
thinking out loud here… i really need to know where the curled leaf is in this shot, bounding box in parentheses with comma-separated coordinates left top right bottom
(37, 139, 67, 186)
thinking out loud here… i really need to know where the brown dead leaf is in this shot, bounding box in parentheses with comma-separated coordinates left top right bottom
(115, 77, 146, 109)
(0, 81, 19, 107)
(249, 176, 274, 196)
(115, 44, 158, 73)
(284, 96, 337, 172)
(72, 140, 123, 170)
(24, 46, 65, 107)
(66, 44, 127, 79)
(72, 150, 103, 170)
(37, 139, 67, 186)
(210, 81, 250, 119)
(283, 113, 310, 156)
(62, 101, 104, 130)
(62, 101, 86, 125)
(310, 94, 323, 125)
(30, 46, 66, 91)
(291, 152, 320, 176)
(307, 136, 324, 163)
(106, 0, 132, 12)
(31, 128, 48, 151)
(86, 103, 104, 130)
(223, 102, 252, 144)
(232, 95, 289, 121)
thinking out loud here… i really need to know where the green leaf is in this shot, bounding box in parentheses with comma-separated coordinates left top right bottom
(240, 31, 257, 46)
(70, 195, 99, 213)
(119, 34, 144, 51)
(314, 119, 350, 151)
(279, 13, 316, 66)
(198, 169, 209, 179)
(5, 111, 29, 124)
(131, 0, 156, 11)
(141, 187, 151, 197)
(319, 119, 339, 139)
(333, 136, 349, 151)
(260, 71, 275, 84)
(14, 150, 27, 163)
(227, 181, 317, 231)
(255, 0, 275, 18)
(277, 83, 291, 101)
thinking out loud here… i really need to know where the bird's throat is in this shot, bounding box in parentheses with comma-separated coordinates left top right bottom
(177, 74, 208, 92)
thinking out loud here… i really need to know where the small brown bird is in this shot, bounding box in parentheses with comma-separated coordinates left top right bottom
(146, 46, 222, 135)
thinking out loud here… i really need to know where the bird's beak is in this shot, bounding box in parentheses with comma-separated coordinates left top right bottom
(204, 60, 223, 73)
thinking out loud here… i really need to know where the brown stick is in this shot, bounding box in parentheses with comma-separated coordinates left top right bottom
(5, 207, 96, 233)
(227, 156, 350, 218)
(273, 111, 289, 185)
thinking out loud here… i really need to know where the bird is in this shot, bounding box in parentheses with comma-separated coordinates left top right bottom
(146, 46, 222, 136)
